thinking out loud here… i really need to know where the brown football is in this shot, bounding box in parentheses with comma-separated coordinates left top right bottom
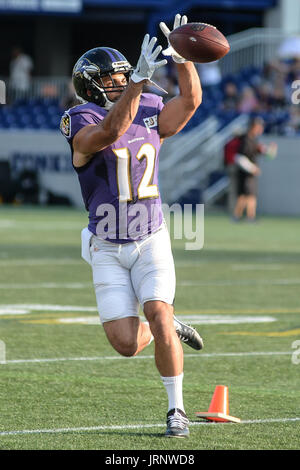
(169, 23, 230, 63)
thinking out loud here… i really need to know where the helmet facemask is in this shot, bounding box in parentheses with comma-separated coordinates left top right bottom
(86, 69, 133, 109)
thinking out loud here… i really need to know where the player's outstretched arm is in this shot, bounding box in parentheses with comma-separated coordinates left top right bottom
(158, 61, 202, 138)
(158, 13, 202, 138)
(73, 35, 167, 165)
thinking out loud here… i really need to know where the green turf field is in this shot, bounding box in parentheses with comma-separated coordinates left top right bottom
(0, 206, 300, 450)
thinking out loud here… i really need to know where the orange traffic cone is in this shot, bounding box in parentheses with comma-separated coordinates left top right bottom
(196, 385, 241, 423)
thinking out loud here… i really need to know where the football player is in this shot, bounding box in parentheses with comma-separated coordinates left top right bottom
(60, 14, 203, 438)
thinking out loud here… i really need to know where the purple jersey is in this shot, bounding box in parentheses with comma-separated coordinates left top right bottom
(60, 93, 164, 243)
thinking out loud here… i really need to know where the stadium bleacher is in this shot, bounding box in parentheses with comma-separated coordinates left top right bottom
(1, 58, 297, 135)
(0, 97, 62, 130)
(0, 51, 300, 140)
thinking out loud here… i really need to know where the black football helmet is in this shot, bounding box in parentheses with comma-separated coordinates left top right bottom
(72, 47, 133, 109)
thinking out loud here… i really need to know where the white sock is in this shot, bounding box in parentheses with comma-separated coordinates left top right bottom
(161, 373, 185, 412)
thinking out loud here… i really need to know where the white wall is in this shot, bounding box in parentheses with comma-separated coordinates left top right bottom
(0, 130, 299, 216)
(0, 130, 84, 207)
(265, 0, 300, 34)
(258, 135, 300, 216)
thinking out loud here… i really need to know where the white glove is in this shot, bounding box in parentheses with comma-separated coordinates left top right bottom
(159, 13, 188, 63)
(131, 34, 167, 83)
(235, 154, 260, 175)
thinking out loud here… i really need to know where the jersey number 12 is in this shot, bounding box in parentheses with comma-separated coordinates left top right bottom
(113, 143, 159, 202)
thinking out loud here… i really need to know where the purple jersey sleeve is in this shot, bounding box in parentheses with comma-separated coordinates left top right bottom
(143, 93, 164, 113)
(60, 107, 103, 142)
(157, 96, 164, 134)
(157, 95, 164, 113)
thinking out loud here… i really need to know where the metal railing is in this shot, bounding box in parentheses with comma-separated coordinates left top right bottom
(0, 76, 71, 104)
(160, 116, 219, 171)
(159, 116, 219, 202)
(220, 28, 300, 75)
(1, 27, 299, 104)
(160, 114, 249, 204)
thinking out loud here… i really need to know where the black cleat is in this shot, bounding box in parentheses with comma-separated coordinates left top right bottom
(174, 316, 204, 351)
(165, 408, 190, 438)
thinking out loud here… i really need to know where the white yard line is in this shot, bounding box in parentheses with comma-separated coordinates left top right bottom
(0, 351, 297, 436)
(0, 304, 298, 316)
(1, 279, 300, 289)
(0, 259, 83, 267)
(0, 304, 98, 314)
(0, 417, 299, 437)
(231, 264, 282, 271)
(55, 315, 276, 326)
(0, 282, 90, 289)
(0, 260, 286, 269)
(178, 279, 300, 287)
(0, 351, 292, 365)
(0, 222, 84, 231)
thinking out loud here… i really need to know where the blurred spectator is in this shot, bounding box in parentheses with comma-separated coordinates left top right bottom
(255, 81, 272, 112)
(3, 48, 300, 137)
(16, 169, 40, 204)
(261, 59, 289, 86)
(271, 82, 287, 110)
(224, 130, 243, 213)
(222, 81, 240, 111)
(238, 86, 259, 113)
(151, 67, 169, 94)
(9, 46, 33, 101)
(41, 84, 59, 99)
(232, 117, 277, 222)
(145, 66, 178, 101)
(60, 80, 80, 109)
(0, 161, 18, 203)
(196, 61, 222, 91)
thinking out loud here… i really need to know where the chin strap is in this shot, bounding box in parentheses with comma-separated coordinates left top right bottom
(103, 99, 114, 110)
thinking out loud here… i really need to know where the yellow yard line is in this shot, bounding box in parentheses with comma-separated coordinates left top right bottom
(220, 329, 300, 337)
